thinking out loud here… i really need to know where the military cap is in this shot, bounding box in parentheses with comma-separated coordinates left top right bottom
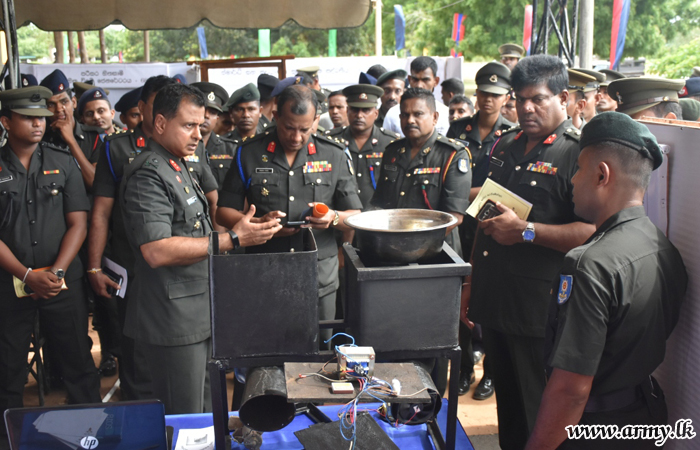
(692, 67, 700, 78)
(680, 99, 700, 121)
(191, 81, 229, 113)
(580, 111, 663, 170)
(572, 68, 604, 92)
(342, 84, 383, 108)
(73, 81, 109, 100)
(499, 43, 525, 59)
(114, 87, 143, 113)
(77, 87, 110, 116)
(679, 77, 700, 98)
(567, 69, 597, 92)
(0, 86, 54, 117)
(475, 62, 511, 95)
(257, 74, 279, 100)
(608, 77, 685, 116)
(376, 69, 408, 87)
(598, 69, 626, 87)
(224, 83, 261, 110)
(270, 76, 305, 97)
(40, 69, 71, 96)
(313, 89, 327, 115)
(3, 73, 38, 89)
(172, 74, 188, 84)
(359, 72, 378, 85)
(297, 66, 320, 79)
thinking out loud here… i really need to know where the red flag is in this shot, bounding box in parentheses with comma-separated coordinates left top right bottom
(523, 5, 533, 54)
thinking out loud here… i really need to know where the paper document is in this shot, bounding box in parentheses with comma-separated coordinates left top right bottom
(175, 426, 215, 450)
(102, 257, 128, 298)
(466, 178, 533, 221)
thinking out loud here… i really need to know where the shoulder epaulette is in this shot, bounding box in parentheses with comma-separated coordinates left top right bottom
(40, 141, 70, 154)
(325, 126, 345, 137)
(385, 137, 408, 152)
(316, 133, 346, 150)
(105, 128, 134, 141)
(450, 116, 473, 128)
(437, 134, 466, 150)
(239, 129, 270, 147)
(563, 127, 582, 140)
(378, 127, 401, 139)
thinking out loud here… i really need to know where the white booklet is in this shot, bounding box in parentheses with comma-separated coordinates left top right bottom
(466, 178, 533, 221)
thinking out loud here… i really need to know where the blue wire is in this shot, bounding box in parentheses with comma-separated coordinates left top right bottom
(324, 332, 356, 346)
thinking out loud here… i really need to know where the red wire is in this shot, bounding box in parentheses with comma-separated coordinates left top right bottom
(422, 186, 433, 210)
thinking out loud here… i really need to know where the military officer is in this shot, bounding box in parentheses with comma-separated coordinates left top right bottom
(462, 55, 596, 450)
(566, 69, 598, 129)
(257, 74, 279, 128)
(526, 112, 687, 450)
(119, 83, 280, 415)
(680, 98, 700, 121)
(3, 73, 38, 89)
(608, 77, 685, 120)
(217, 85, 363, 345)
(448, 95, 474, 122)
(0, 87, 101, 425)
(375, 69, 407, 128)
(571, 69, 604, 123)
(679, 76, 700, 102)
(327, 91, 350, 129)
(40, 69, 102, 190)
(114, 87, 143, 130)
(596, 69, 625, 113)
(499, 43, 525, 70)
(297, 65, 332, 100)
(501, 90, 518, 124)
(325, 84, 401, 209)
(441, 78, 465, 106)
(78, 87, 117, 135)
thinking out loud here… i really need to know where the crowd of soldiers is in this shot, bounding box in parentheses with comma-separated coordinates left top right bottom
(0, 44, 697, 449)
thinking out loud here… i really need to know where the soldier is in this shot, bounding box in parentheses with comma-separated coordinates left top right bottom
(608, 77, 685, 120)
(0, 87, 101, 426)
(78, 87, 117, 135)
(448, 95, 474, 122)
(367, 64, 388, 80)
(572, 69, 604, 123)
(680, 98, 700, 122)
(596, 69, 626, 113)
(257, 74, 279, 128)
(566, 69, 597, 129)
(216, 85, 363, 345)
(525, 112, 687, 450)
(375, 69, 407, 128)
(114, 87, 143, 130)
(3, 73, 38, 89)
(501, 89, 518, 124)
(40, 69, 102, 190)
(327, 91, 349, 129)
(325, 84, 401, 209)
(191, 81, 229, 149)
(462, 55, 596, 450)
(383, 57, 451, 137)
(679, 77, 700, 102)
(119, 83, 280, 414)
(499, 43, 525, 71)
(441, 78, 465, 106)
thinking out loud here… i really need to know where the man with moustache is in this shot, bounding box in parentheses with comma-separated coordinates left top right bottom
(114, 87, 143, 130)
(327, 91, 350, 129)
(596, 69, 626, 113)
(448, 95, 474, 122)
(78, 87, 117, 135)
(375, 69, 407, 127)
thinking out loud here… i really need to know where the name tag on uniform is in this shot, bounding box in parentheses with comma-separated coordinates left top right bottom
(304, 161, 332, 173)
(491, 157, 504, 167)
(256, 168, 274, 173)
(210, 155, 233, 160)
(0, 175, 13, 183)
(414, 167, 441, 175)
(183, 155, 200, 163)
(187, 196, 197, 205)
(383, 165, 398, 172)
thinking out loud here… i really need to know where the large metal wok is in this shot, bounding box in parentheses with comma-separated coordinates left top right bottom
(344, 209, 458, 264)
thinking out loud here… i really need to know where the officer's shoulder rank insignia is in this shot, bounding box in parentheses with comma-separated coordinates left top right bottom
(558, 275, 573, 304)
(458, 159, 469, 173)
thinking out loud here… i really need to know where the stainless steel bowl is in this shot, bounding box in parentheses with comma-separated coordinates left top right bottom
(344, 209, 458, 263)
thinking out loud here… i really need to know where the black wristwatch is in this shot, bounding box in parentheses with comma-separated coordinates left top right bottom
(227, 230, 240, 250)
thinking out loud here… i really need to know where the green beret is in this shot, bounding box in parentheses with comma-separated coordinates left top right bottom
(224, 83, 260, 110)
(342, 84, 383, 108)
(598, 69, 626, 87)
(191, 81, 229, 113)
(607, 77, 685, 116)
(567, 69, 597, 92)
(0, 86, 54, 117)
(498, 43, 525, 59)
(680, 98, 700, 121)
(376, 69, 408, 88)
(580, 111, 663, 170)
(476, 62, 511, 95)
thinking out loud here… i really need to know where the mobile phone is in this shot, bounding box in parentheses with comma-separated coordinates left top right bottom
(284, 220, 309, 228)
(477, 200, 502, 222)
(102, 266, 123, 297)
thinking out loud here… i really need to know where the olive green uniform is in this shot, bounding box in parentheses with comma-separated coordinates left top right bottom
(43, 121, 103, 166)
(120, 141, 214, 414)
(546, 206, 687, 449)
(469, 119, 582, 450)
(203, 133, 237, 190)
(0, 141, 101, 413)
(324, 125, 400, 209)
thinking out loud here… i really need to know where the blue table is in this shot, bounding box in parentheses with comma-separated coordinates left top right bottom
(166, 400, 474, 449)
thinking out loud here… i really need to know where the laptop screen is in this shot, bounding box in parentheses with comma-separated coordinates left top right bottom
(4, 400, 167, 450)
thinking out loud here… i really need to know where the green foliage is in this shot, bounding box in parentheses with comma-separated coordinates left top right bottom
(17, 24, 53, 60)
(648, 37, 700, 78)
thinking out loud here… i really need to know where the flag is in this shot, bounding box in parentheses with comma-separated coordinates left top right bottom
(197, 27, 208, 59)
(394, 5, 406, 51)
(328, 29, 337, 57)
(523, 5, 533, 55)
(452, 13, 466, 45)
(258, 29, 271, 57)
(118, 51, 123, 63)
(610, 0, 631, 70)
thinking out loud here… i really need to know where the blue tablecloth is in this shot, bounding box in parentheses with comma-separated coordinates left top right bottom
(166, 400, 474, 449)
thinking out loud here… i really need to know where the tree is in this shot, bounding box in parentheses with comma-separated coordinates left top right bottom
(648, 37, 700, 79)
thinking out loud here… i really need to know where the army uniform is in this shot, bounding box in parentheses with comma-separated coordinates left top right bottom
(120, 141, 214, 414)
(218, 128, 362, 335)
(204, 133, 238, 189)
(468, 119, 582, 450)
(43, 121, 103, 166)
(0, 135, 101, 413)
(325, 126, 400, 209)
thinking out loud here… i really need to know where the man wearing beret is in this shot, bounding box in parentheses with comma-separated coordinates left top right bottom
(499, 43, 525, 71)
(608, 77, 685, 120)
(566, 69, 598, 129)
(463, 55, 596, 450)
(0, 87, 101, 435)
(40, 69, 103, 190)
(375, 69, 407, 128)
(3, 73, 38, 89)
(596, 69, 626, 113)
(680, 98, 700, 122)
(78, 87, 117, 135)
(257, 74, 279, 128)
(679, 77, 700, 102)
(325, 84, 401, 210)
(114, 87, 143, 130)
(525, 112, 687, 450)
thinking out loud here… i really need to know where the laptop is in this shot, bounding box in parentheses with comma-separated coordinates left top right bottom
(4, 400, 168, 450)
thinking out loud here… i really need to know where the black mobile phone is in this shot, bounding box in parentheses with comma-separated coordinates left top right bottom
(102, 266, 124, 296)
(284, 220, 309, 228)
(477, 200, 502, 222)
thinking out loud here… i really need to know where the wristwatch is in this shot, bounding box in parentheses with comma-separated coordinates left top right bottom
(227, 230, 240, 250)
(332, 210, 340, 227)
(522, 222, 536, 243)
(51, 268, 65, 279)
